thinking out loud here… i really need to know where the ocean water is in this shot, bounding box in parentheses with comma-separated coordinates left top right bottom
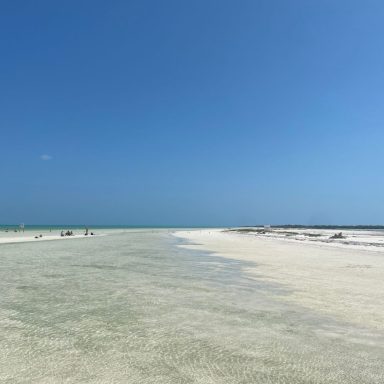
(0, 229, 383, 383)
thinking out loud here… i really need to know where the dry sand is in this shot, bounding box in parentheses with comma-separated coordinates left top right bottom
(174, 228, 384, 331)
(0, 231, 103, 244)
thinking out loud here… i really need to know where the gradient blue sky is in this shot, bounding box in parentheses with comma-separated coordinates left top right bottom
(1, 0, 383, 226)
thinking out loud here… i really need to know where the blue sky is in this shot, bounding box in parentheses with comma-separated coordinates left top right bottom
(1, 0, 383, 226)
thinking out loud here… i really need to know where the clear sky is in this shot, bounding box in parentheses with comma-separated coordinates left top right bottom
(1, 0, 383, 226)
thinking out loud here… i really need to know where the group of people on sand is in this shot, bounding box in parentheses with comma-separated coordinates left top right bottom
(60, 228, 95, 237)
(61, 230, 74, 237)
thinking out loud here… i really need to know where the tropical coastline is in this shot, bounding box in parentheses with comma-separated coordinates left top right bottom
(0, 228, 383, 382)
(2, 1, 384, 382)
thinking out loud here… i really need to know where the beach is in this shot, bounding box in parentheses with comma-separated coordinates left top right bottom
(0, 225, 123, 245)
(174, 228, 384, 330)
(0, 228, 383, 383)
(0, 231, 100, 244)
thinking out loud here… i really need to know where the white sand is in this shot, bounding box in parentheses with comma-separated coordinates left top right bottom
(0, 231, 103, 244)
(174, 229, 384, 330)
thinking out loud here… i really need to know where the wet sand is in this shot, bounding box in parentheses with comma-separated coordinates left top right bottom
(174, 229, 384, 330)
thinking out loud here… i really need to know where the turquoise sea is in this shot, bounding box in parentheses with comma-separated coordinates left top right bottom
(0, 229, 383, 383)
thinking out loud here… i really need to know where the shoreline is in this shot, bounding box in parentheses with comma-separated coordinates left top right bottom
(0, 227, 173, 245)
(224, 227, 384, 251)
(0, 232, 104, 245)
(173, 228, 384, 330)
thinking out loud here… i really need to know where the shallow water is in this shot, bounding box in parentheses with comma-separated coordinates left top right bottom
(0, 229, 383, 383)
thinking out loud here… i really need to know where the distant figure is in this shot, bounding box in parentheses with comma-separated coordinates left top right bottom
(85, 227, 89, 236)
(330, 232, 344, 239)
(61, 231, 64, 237)
(39, 234, 42, 238)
